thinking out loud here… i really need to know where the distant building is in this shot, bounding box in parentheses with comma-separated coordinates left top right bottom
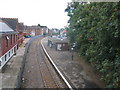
(48, 37, 69, 51)
(24, 26, 32, 36)
(41, 26, 48, 35)
(18, 22, 24, 47)
(24, 25, 42, 36)
(51, 28, 60, 35)
(48, 29, 52, 36)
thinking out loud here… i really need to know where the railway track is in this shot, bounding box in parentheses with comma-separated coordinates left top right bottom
(36, 38, 64, 88)
(22, 37, 72, 89)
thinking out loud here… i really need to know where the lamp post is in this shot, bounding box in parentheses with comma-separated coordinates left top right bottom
(71, 47, 74, 60)
(71, 42, 76, 60)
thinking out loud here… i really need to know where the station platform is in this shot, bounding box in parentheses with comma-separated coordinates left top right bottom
(1, 38, 30, 88)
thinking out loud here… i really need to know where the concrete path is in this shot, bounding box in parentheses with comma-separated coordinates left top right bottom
(1, 38, 30, 88)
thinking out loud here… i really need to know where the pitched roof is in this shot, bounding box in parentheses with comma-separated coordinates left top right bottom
(0, 21, 14, 33)
(48, 37, 69, 44)
(31, 25, 41, 29)
(41, 26, 47, 28)
(24, 25, 41, 30)
(1, 18, 18, 31)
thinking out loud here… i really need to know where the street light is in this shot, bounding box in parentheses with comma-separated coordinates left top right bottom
(71, 42, 76, 60)
(71, 47, 74, 60)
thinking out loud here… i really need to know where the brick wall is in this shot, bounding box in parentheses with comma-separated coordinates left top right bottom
(0, 33, 17, 57)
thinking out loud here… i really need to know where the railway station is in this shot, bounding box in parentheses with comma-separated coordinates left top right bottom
(0, 30, 104, 88)
(0, 1, 119, 89)
(0, 17, 112, 89)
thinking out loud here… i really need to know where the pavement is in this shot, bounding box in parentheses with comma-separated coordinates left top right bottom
(0, 38, 30, 88)
(42, 37, 105, 88)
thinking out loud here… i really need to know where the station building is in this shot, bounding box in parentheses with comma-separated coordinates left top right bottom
(0, 18, 18, 69)
(48, 37, 69, 51)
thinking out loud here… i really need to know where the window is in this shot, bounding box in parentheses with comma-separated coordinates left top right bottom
(16, 35, 17, 41)
(11, 35, 12, 45)
(5, 55, 7, 61)
(12, 49, 13, 54)
(9, 51, 10, 57)
(6, 36, 9, 47)
(14, 34, 15, 43)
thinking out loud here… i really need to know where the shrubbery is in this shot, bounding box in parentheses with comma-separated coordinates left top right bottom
(65, 2, 120, 88)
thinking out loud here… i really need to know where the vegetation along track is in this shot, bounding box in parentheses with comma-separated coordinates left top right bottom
(22, 37, 69, 89)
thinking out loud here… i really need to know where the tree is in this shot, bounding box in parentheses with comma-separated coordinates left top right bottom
(65, 2, 120, 88)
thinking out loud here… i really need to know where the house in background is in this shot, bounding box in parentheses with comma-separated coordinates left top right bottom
(18, 22, 24, 47)
(24, 25, 48, 36)
(31, 25, 42, 36)
(24, 26, 32, 36)
(24, 25, 41, 36)
(48, 28, 52, 36)
(41, 26, 48, 35)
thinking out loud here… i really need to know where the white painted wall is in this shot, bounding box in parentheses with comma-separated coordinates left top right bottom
(0, 45, 17, 70)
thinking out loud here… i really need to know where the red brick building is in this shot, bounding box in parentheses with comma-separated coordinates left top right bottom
(24, 26, 31, 36)
(41, 26, 48, 35)
(0, 18, 18, 69)
(18, 22, 24, 47)
(24, 25, 42, 36)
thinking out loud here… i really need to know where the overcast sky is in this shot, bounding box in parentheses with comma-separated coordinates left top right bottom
(0, 0, 71, 29)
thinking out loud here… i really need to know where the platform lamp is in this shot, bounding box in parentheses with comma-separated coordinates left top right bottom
(71, 47, 74, 60)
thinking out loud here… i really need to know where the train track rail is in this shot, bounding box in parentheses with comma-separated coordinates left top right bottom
(36, 39, 62, 88)
(22, 37, 73, 89)
(41, 38, 73, 90)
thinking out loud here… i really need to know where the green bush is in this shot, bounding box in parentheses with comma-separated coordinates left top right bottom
(65, 2, 120, 88)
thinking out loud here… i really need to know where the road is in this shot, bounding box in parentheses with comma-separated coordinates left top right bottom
(21, 37, 67, 88)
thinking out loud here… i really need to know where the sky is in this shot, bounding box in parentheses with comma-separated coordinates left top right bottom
(0, 0, 72, 29)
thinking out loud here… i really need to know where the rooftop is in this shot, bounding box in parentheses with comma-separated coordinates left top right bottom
(24, 25, 41, 30)
(1, 18, 18, 31)
(0, 21, 14, 33)
(48, 37, 69, 44)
